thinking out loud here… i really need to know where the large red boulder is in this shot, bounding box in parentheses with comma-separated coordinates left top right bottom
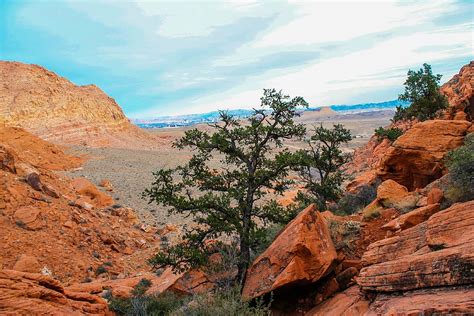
(377, 120, 472, 190)
(242, 204, 337, 299)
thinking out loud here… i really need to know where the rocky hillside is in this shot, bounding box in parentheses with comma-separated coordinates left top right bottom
(0, 61, 164, 149)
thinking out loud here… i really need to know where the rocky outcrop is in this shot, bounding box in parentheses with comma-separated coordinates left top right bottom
(242, 204, 337, 299)
(377, 120, 472, 190)
(0, 61, 164, 149)
(358, 200, 474, 292)
(441, 60, 473, 120)
(0, 269, 109, 315)
(0, 127, 158, 284)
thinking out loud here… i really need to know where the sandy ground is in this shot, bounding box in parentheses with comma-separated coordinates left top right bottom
(65, 110, 392, 226)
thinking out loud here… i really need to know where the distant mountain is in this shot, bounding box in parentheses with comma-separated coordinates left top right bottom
(329, 99, 409, 113)
(135, 100, 408, 129)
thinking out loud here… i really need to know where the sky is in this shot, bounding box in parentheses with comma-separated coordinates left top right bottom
(0, 0, 472, 118)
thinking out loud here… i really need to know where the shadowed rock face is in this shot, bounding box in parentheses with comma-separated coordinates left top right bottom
(0, 61, 163, 149)
(377, 120, 472, 190)
(242, 204, 337, 300)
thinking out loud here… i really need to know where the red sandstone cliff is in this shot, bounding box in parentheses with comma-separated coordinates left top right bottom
(0, 61, 164, 149)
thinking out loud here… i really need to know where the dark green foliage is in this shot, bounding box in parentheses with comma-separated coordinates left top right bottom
(143, 89, 308, 284)
(374, 126, 403, 142)
(132, 278, 153, 296)
(444, 133, 474, 205)
(329, 183, 378, 216)
(95, 265, 108, 276)
(295, 124, 352, 210)
(394, 63, 448, 122)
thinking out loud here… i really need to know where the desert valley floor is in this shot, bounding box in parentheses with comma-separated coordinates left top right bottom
(65, 110, 393, 226)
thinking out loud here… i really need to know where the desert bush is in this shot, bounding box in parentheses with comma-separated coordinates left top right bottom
(443, 133, 474, 206)
(374, 127, 403, 142)
(329, 183, 378, 216)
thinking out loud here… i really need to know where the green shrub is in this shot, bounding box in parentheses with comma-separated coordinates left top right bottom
(443, 133, 474, 206)
(329, 183, 378, 216)
(374, 127, 403, 142)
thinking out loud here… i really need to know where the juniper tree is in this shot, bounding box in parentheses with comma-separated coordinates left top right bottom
(394, 63, 448, 121)
(143, 89, 308, 284)
(295, 124, 352, 210)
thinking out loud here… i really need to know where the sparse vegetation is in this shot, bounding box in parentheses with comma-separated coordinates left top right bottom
(394, 63, 448, 122)
(108, 283, 270, 316)
(143, 89, 308, 284)
(374, 126, 403, 142)
(443, 133, 474, 207)
(329, 183, 379, 216)
(295, 124, 352, 210)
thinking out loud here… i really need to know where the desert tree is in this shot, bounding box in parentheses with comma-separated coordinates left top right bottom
(295, 124, 352, 210)
(394, 63, 448, 121)
(143, 89, 308, 285)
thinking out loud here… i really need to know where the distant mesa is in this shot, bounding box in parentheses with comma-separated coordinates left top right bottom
(0, 61, 162, 149)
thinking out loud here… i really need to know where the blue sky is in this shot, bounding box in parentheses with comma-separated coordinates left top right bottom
(1, 0, 472, 118)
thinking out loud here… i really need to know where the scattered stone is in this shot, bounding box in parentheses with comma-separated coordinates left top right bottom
(13, 206, 43, 230)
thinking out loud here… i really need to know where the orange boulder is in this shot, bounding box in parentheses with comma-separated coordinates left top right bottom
(71, 177, 113, 208)
(382, 203, 440, 232)
(242, 204, 337, 299)
(378, 120, 472, 190)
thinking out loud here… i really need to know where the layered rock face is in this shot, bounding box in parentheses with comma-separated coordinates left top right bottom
(242, 204, 337, 299)
(0, 61, 162, 149)
(358, 200, 474, 292)
(377, 119, 472, 190)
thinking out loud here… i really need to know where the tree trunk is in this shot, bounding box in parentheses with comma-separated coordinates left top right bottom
(238, 205, 251, 288)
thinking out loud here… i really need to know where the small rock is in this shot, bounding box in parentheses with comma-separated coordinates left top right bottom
(25, 173, 42, 191)
(13, 254, 41, 273)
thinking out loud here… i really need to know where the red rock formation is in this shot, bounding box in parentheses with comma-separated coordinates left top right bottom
(441, 60, 473, 120)
(0, 61, 165, 149)
(382, 203, 440, 232)
(377, 120, 472, 190)
(0, 126, 157, 284)
(242, 204, 337, 299)
(358, 200, 474, 292)
(0, 269, 109, 315)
